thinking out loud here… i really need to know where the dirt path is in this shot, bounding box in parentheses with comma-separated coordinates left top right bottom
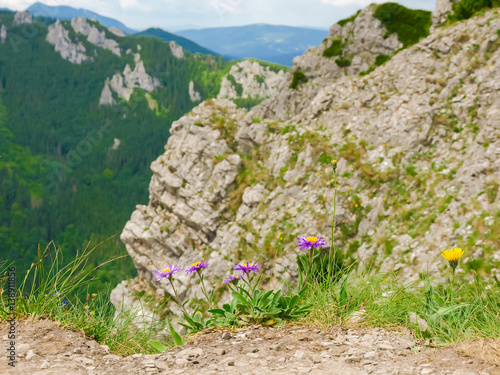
(1, 319, 499, 374)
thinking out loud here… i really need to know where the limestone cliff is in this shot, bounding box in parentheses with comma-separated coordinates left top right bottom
(1, 24, 6, 44)
(99, 54, 161, 104)
(47, 17, 123, 63)
(47, 20, 90, 64)
(112, 5, 500, 317)
(217, 60, 286, 100)
(13, 11, 32, 26)
(71, 17, 121, 56)
(431, 0, 460, 32)
(169, 41, 184, 59)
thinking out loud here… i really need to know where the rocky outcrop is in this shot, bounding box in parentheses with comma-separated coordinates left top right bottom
(119, 100, 244, 304)
(46, 21, 90, 64)
(1, 25, 6, 44)
(431, 0, 460, 32)
(113, 6, 500, 317)
(71, 17, 121, 56)
(99, 80, 115, 106)
(169, 41, 184, 59)
(100, 56, 160, 103)
(13, 11, 32, 26)
(217, 60, 286, 100)
(252, 4, 403, 122)
(188, 81, 201, 102)
(108, 27, 125, 37)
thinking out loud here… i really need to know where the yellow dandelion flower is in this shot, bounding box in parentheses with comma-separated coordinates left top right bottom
(441, 248, 464, 270)
(360, 203, 363, 207)
(355, 204, 359, 207)
(90, 311, 95, 316)
(350, 187, 353, 190)
(495, 203, 498, 206)
(280, 237, 283, 240)
(332, 160, 337, 165)
(342, 220, 345, 223)
(330, 179, 334, 182)
(383, 198, 386, 201)
(317, 172, 320, 175)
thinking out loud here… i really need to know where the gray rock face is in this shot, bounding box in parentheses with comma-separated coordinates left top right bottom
(99, 80, 115, 106)
(112, 7, 500, 316)
(100, 57, 160, 103)
(189, 81, 201, 102)
(108, 27, 125, 37)
(217, 60, 286, 100)
(252, 4, 402, 122)
(117, 100, 244, 313)
(71, 17, 121, 56)
(46, 21, 89, 64)
(169, 41, 184, 59)
(431, 0, 460, 32)
(13, 11, 33, 26)
(1, 25, 6, 44)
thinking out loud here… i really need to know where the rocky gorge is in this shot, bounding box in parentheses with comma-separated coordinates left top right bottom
(110, 0, 500, 326)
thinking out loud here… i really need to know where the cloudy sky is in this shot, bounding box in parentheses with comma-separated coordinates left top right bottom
(1, 0, 436, 31)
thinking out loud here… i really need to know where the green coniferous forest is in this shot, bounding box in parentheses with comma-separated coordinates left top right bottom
(0, 11, 232, 293)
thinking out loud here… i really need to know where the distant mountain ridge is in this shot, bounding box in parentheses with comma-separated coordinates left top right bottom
(27, 2, 137, 35)
(135, 28, 216, 56)
(177, 24, 328, 66)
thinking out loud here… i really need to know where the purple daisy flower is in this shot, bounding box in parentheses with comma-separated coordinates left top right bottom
(153, 265, 182, 281)
(296, 236, 327, 250)
(233, 261, 261, 274)
(223, 274, 243, 284)
(185, 260, 209, 275)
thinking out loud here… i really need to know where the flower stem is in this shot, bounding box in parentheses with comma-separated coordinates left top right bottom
(301, 247, 314, 290)
(168, 278, 186, 314)
(449, 268, 456, 304)
(197, 272, 212, 308)
(328, 168, 338, 285)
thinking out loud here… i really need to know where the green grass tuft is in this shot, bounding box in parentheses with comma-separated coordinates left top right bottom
(449, 0, 500, 22)
(289, 70, 308, 89)
(337, 10, 362, 27)
(373, 2, 432, 48)
(323, 39, 345, 58)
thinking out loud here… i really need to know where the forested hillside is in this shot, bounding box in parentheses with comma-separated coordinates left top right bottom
(0, 10, 232, 293)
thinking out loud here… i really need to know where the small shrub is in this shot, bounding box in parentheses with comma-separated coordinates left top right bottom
(289, 70, 308, 89)
(337, 10, 361, 27)
(323, 39, 345, 58)
(375, 54, 391, 66)
(335, 57, 351, 67)
(373, 2, 432, 48)
(450, 0, 499, 22)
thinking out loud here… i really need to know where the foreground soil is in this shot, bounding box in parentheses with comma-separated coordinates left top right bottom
(1, 318, 499, 374)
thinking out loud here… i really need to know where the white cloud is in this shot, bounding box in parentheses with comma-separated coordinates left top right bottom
(118, 0, 150, 11)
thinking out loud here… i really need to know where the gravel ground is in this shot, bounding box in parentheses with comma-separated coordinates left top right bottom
(1, 318, 499, 375)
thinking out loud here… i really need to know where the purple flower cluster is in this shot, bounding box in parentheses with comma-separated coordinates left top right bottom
(153, 265, 182, 281)
(185, 260, 210, 275)
(233, 261, 261, 274)
(296, 236, 327, 250)
(222, 274, 243, 284)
